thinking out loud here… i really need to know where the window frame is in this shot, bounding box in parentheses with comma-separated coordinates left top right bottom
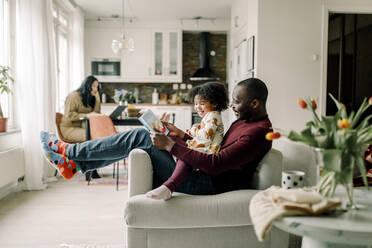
(52, 0, 73, 113)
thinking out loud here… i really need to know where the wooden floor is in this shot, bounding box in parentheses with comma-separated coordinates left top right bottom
(0, 166, 128, 248)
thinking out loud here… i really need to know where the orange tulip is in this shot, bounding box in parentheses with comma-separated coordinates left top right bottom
(297, 98, 307, 109)
(340, 103, 346, 110)
(337, 119, 350, 129)
(369, 97, 372, 105)
(265, 132, 281, 141)
(311, 98, 317, 109)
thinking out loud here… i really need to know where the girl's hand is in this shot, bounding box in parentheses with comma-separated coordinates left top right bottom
(163, 121, 185, 139)
(159, 113, 185, 138)
(160, 113, 170, 123)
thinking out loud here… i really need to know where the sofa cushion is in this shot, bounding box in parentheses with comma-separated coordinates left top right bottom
(125, 189, 260, 229)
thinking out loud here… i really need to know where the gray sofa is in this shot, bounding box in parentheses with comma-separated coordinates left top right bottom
(124, 143, 305, 248)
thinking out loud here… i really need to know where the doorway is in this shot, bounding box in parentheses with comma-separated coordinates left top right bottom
(327, 13, 372, 117)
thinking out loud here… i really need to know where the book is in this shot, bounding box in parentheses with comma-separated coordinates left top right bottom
(138, 109, 169, 135)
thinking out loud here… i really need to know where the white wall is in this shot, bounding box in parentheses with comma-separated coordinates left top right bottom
(257, 0, 323, 131)
(253, 0, 372, 132)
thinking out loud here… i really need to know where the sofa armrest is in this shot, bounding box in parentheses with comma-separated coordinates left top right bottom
(128, 149, 153, 197)
(251, 148, 283, 189)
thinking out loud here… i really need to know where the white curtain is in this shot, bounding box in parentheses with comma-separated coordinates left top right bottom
(69, 6, 84, 91)
(15, 0, 57, 190)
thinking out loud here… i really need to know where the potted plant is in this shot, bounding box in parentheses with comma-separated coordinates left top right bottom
(0, 65, 14, 132)
(113, 89, 135, 105)
(266, 94, 372, 208)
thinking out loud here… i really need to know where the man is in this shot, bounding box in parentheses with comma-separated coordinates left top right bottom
(41, 78, 272, 196)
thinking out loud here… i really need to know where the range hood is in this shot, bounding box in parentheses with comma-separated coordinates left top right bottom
(189, 32, 220, 81)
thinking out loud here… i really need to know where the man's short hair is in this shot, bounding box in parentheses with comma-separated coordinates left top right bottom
(237, 78, 268, 103)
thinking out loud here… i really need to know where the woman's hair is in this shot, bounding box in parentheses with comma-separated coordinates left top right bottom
(188, 82, 229, 112)
(76, 75, 99, 108)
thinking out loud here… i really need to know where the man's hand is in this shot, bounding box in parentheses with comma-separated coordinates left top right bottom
(150, 132, 175, 152)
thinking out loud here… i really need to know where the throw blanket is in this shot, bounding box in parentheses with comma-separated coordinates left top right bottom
(88, 114, 117, 140)
(249, 186, 342, 241)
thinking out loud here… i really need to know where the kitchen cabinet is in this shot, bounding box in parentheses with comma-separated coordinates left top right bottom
(86, 26, 182, 83)
(150, 30, 182, 82)
(121, 29, 152, 81)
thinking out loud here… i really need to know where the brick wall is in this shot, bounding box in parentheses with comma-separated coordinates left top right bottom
(101, 32, 227, 103)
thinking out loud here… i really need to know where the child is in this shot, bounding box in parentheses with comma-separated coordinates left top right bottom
(146, 82, 229, 200)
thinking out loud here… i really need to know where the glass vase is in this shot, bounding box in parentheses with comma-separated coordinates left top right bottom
(313, 148, 357, 209)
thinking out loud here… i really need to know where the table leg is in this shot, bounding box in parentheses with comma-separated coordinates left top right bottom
(302, 236, 368, 248)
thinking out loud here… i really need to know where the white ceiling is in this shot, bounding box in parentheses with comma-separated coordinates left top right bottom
(73, 0, 233, 21)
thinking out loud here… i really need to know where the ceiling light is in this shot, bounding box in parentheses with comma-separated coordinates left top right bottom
(111, 0, 134, 55)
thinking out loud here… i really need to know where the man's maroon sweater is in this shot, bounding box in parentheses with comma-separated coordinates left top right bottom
(170, 116, 272, 193)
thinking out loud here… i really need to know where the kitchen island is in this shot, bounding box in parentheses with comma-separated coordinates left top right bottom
(101, 103, 193, 132)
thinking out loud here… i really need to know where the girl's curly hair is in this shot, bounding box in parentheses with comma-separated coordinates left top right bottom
(188, 82, 228, 112)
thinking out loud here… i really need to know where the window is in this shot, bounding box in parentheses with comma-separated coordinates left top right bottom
(0, 0, 11, 120)
(53, 2, 70, 113)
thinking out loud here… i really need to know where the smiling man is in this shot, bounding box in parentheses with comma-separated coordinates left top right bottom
(41, 78, 272, 195)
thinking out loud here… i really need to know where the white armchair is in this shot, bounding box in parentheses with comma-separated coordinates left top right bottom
(124, 148, 291, 248)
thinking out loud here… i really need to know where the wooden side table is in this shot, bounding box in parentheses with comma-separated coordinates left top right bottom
(273, 188, 372, 248)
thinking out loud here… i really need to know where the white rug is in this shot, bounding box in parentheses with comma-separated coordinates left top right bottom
(60, 244, 125, 248)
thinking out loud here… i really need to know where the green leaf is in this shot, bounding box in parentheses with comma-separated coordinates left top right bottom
(329, 93, 347, 118)
(355, 115, 372, 131)
(287, 130, 316, 147)
(355, 155, 369, 189)
(350, 98, 370, 128)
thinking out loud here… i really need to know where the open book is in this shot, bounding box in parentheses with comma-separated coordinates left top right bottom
(138, 109, 169, 135)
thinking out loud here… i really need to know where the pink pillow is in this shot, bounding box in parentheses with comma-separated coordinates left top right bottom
(88, 114, 117, 140)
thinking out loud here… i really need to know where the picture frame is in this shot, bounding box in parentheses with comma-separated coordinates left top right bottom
(247, 36, 255, 71)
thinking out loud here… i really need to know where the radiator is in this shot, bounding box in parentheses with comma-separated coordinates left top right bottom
(0, 147, 25, 188)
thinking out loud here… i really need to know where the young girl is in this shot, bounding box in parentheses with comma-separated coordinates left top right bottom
(146, 82, 229, 200)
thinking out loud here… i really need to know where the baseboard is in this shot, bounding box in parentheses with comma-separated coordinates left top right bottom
(0, 178, 25, 201)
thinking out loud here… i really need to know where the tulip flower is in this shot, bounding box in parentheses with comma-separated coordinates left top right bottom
(369, 97, 372, 105)
(265, 132, 281, 141)
(340, 103, 346, 110)
(311, 98, 317, 109)
(297, 98, 307, 109)
(337, 119, 350, 129)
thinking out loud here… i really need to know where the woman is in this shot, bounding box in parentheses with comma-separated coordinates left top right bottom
(60, 75, 101, 180)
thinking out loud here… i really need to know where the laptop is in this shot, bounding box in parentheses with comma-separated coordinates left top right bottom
(109, 105, 126, 120)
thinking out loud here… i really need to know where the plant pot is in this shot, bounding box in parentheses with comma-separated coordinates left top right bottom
(0, 117, 8, 132)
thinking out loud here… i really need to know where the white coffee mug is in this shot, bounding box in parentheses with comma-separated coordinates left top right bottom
(281, 170, 305, 189)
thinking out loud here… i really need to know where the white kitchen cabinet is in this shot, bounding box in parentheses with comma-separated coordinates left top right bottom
(151, 30, 182, 82)
(85, 27, 182, 83)
(121, 29, 152, 81)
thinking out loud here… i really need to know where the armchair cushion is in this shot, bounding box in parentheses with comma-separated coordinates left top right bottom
(125, 189, 259, 229)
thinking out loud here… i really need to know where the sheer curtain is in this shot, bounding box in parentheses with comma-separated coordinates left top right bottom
(15, 0, 57, 190)
(69, 6, 84, 91)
